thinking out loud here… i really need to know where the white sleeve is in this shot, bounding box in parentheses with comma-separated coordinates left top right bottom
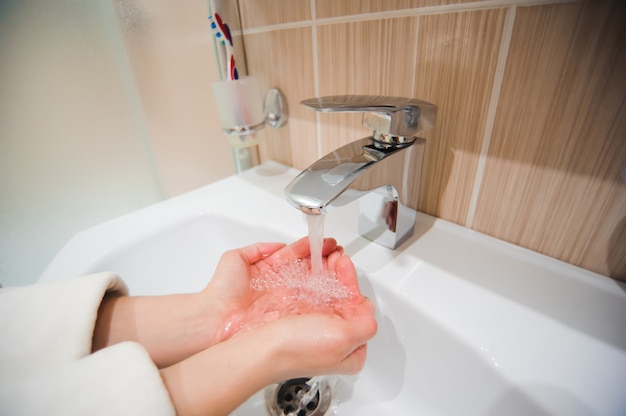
(0, 272, 127, 379)
(0, 342, 175, 416)
(0, 273, 175, 416)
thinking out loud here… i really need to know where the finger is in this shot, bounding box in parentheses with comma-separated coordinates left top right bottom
(267, 236, 308, 264)
(321, 238, 339, 257)
(352, 299, 377, 339)
(325, 250, 342, 273)
(239, 242, 287, 265)
(333, 254, 362, 295)
(268, 237, 338, 265)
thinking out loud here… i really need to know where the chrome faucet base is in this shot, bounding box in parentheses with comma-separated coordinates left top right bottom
(358, 187, 417, 249)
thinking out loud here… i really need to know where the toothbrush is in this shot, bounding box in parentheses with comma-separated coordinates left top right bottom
(209, 13, 238, 80)
(208, 8, 253, 145)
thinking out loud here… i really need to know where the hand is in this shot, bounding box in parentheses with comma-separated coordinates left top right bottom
(92, 237, 358, 369)
(92, 239, 333, 367)
(201, 237, 348, 341)
(204, 236, 377, 378)
(161, 250, 377, 416)
(265, 250, 376, 378)
(267, 290, 376, 380)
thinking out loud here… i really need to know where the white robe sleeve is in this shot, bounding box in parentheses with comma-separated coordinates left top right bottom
(0, 273, 176, 416)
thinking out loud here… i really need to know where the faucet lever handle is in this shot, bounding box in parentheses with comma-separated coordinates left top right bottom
(300, 95, 437, 142)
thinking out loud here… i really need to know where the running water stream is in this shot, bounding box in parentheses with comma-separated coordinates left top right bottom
(302, 213, 327, 414)
(306, 213, 325, 277)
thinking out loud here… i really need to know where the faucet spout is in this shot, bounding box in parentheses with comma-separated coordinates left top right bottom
(284, 95, 436, 249)
(285, 136, 426, 249)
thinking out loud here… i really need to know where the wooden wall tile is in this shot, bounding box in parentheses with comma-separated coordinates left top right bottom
(413, 9, 507, 224)
(473, 1, 626, 279)
(240, 0, 625, 280)
(239, 0, 311, 29)
(244, 28, 317, 167)
(316, 17, 420, 165)
(216, 0, 242, 31)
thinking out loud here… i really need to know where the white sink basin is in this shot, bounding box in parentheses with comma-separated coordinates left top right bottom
(72, 213, 292, 296)
(41, 161, 626, 415)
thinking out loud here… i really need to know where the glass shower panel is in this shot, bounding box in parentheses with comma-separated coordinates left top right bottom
(0, 0, 163, 286)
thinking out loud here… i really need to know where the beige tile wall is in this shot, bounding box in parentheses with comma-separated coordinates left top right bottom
(238, 0, 626, 281)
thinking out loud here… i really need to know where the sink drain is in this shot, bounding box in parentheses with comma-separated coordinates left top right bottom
(265, 377, 332, 416)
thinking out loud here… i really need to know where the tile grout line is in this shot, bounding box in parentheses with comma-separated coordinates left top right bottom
(315, 0, 574, 26)
(465, 5, 517, 228)
(411, 15, 420, 94)
(237, 20, 312, 36)
(238, 0, 577, 35)
(410, 16, 420, 205)
(311, 0, 323, 159)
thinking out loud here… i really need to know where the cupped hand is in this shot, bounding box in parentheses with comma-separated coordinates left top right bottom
(253, 251, 376, 380)
(201, 237, 347, 342)
(216, 248, 376, 379)
(215, 237, 376, 378)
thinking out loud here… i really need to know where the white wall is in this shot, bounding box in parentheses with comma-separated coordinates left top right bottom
(0, 0, 234, 286)
(115, 0, 236, 196)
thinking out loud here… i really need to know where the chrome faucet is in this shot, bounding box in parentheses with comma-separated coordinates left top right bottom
(284, 95, 437, 249)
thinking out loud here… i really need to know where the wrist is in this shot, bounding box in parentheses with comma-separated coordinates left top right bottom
(185, 291, 227, 350)
(161, 325, 283, 416)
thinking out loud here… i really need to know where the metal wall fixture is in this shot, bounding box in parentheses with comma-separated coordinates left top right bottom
(212, 76, 288, 148)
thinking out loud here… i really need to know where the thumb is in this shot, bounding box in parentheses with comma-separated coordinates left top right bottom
(334, 254, 362, 297)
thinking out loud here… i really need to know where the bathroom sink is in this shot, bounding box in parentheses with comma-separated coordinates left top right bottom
(60, 213, 292, 296)
(41, 161, 626, 415)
